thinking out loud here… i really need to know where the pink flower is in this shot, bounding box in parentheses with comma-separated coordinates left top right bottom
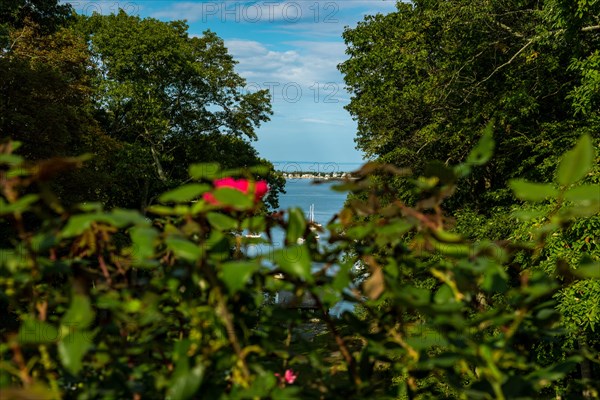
(203, 178, 269, 206)
(275, 369, 298, 385)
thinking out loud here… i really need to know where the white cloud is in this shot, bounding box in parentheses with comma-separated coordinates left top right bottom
(299, 118, 346, 126)
(225, 39, 345, 88)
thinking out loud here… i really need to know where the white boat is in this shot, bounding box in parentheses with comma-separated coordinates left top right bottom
(308, 204, 321, 240)
(309, 204, 322, 229)
(245, 232, 262, 238)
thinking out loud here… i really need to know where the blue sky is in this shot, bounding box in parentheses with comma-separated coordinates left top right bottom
(67, 1, 398, 163)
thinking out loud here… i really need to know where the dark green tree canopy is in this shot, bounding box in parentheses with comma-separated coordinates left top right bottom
(1, 8, 281, 211)
(340, 0, 600, 211)
(0, 0, 72, 44)
(81, 12, 271, 144)
(73, 12, 278, 210)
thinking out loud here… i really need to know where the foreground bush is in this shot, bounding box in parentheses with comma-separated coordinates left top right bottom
(0, 134, 598, 399)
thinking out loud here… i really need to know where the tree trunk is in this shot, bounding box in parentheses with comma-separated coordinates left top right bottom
(150, 144, 167, 182)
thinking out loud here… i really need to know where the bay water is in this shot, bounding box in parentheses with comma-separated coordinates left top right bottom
(248, 178, 354, 315)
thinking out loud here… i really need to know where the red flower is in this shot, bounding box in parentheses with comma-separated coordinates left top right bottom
(275, 369, 298, 385)
(203, 178, 269, 206)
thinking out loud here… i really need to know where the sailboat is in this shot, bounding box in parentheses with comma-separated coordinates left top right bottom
(309, 204, 322, 228)
(308, 204, 321, 239)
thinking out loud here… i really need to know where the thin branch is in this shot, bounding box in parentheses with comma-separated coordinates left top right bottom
(310, 293, 362, 387)
(496, 22, 525, 38)
(203, 263, 251, 382)
(476, 37, 536, 87)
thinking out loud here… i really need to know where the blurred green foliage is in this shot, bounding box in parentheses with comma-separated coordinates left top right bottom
(1, 134, 598, 399)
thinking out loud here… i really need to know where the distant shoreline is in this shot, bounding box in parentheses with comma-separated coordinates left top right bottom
(281, 172, 355, 180)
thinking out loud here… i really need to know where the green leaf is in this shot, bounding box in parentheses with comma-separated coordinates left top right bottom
(60, 214, 100, 237)
(248, 165, 270, 175)
(466, 124, 495, 166)
(0, 153, 23, 165)
(207, 212, 237, 231)
(219, 261, 261, 293)
(108, 209, 149, 227)
(431, 241, 471, 257)
(189, 163, 220, 180)
(220, 167, 244, 177)
(61, 210, 145, 238)
(146, 205, 177, 216)
(18, 320, 59, 344)
(77, 202, 103, 212)
(166, 364, 205, 400)
(167, 342, 206, 400)
(58, 332, 94, 375)
(165, 236, 203, 261)
(0, 194, 39, 215)
(482, 268, 509, 293)
(509, 179, 558, 202)
(159, 184, 210, 203)
(130, 226, 159, 265)
(286, 208, 306, 244)
(573, 262, 600, 279)
(556, 134, 594, 186)
(273, 245, 313, 282)
(434, 285, 454, 304)
(564, 184, 600, 203)
(408, 330, 450, 351)
(347, 224, 373, 240)
(213, 187, 253, 209)
(511, 209, 546, 220)
(61, 295, 94, 330)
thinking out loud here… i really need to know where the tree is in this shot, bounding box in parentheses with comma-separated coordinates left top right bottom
(77, 11, 277, 210)
(0, 0, 72, 46)
(0, 19, 118, 205)
(339, 0, 600, 211)
(340, 2, 600, 392)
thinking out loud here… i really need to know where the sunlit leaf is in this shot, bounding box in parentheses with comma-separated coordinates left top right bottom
(509, 179, 558, 202)
(564, 184, 600, 203)
(165, 236, 202, 261)
(159, 184, 210, 203)
(207, 212, 237, 231)
(466, 124, 495, 166)
(189, 163, 220, 180)
(286, 208, 306, 244)
(166, 363, 205, 400)
(58, 332, 94, 375)
(130, 226, 159, 265)
(18, 320, 59, 344)
(219, 261, 261, 293)
(61, 294, 94, 329)
(0, 194, 39, 215)
(573, 262, 600, 279)
(273, 245, 313, 282)
(556, 134, 594, 186)
(213, 187, 253, 209)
